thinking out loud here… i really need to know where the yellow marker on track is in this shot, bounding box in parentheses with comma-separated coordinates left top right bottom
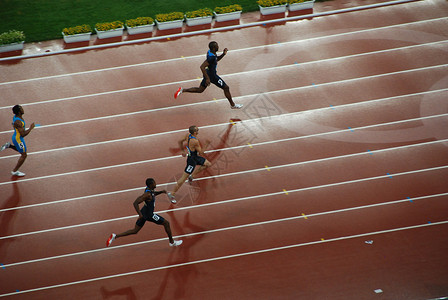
(213, 97, 218, 103)
(247, 143, 253, 148)
(265, 166, 271, 171)
(181, 55, 185, 60)
(283, 189, 288, 195)
(301, 213, 307, 219)
(321, 238, 325, 241)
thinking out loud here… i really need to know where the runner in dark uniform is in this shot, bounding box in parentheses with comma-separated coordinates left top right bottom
(168, 125, 211, 203)
(174, 41, 243, 109)
(106, 178, 182, 247)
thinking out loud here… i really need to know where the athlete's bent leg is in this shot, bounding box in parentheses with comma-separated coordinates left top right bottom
(13, 152, 27, 172)
(184, 85, 206, 93)
(171, 172, 190, 196)
(223, 85, 236, 107)
(162, 220, 175, 244)
(190, 160, 211, 179)
(116, 223, 142, 238)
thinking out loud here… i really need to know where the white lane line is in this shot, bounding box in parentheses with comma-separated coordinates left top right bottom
(1, 220, 446, 297)
(0, 14, 445, 87)
(0, 114, 446, 187)
(1, 40, 446, 112)
(1, 88, 446, 160)
(2, 191, 447, 268)
(1, 163, 447, 240)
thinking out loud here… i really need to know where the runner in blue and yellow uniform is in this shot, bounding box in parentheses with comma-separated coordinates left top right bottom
(174, 41, 243, 109)
(168, 125, 211, 203)
(106, 178, 182, 247)
(0, 105, 35, 177)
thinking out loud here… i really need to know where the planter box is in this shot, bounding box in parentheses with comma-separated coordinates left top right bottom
(288, 0, 315, 11)
(213, 11, 242, 22)
(95, 27, 124, 39)
(0, 41, 24, 53)
(185, 15, 213, 26)
(155, 19, 184, 30)
(259, 4, 287, 15)
(62, 32, 91, 43)
(126, 23, 154, 35)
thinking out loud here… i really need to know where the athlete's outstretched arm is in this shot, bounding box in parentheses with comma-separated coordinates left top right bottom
(217, 48, 228, 61)
(154, 190, 167, 196)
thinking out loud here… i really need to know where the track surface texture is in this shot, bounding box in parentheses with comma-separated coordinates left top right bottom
(0, 0, 447, 299)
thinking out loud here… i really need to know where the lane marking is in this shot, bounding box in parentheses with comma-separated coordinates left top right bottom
(247, 143, 253, 148)
(301, 213, 308, 219)
(1, 166, 447, 241)
(1, 87, 446, 155)
(283, 189, 288, 195)
(2, 192, 447, 269)
(2, 220, 446, 297)
(1, 39, 447, 111)
(0, 131, 446, 189)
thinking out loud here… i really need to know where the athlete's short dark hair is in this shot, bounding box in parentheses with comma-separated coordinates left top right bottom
(12, 105, 21, 115)
(209, 41, 217, 50)
(146, 178, 155, 187)
(189, 125, 197, 134)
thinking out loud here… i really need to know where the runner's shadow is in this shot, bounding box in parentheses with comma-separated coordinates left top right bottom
(100, 286, 137, 300)
(203, 120, 239, 177)
(0, 182, 21, 260)
(152, 211, 205, 299)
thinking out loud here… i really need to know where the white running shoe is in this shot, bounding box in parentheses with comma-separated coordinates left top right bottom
(1, 142, 10, 151)
(174, 87, 183, 99)
(106, 233, 116, 247)
(170, 240, 183, 247)
(167, 192, 176, 204)
(11, 170, 25, 177)
(231, 104, 243, 109)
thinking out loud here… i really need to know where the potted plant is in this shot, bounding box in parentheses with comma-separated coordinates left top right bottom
(185, 8, 213, 26)
(62, 24, 92, 43)
(126, 17, 154, 35)
(214, 4, 243, 22)
(288, 0, 315, 11)
(155, 12, 184, 30)
(257, 0, 288, 15)
(0, 30, 25, 53)
(95, 21, 124, 39)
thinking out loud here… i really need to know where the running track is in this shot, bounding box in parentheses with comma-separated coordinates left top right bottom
(0, 0, 447, 299)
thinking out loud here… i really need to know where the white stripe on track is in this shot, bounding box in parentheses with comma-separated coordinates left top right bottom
(0, 16, 445, 88)
(1, 220, 446, 297)
(0, 116, 447, 187)
(1, 40, 447, 112)
(2, 192, 447, 268)
(1, 162, 447, 240)
(1, 88, 446, 160)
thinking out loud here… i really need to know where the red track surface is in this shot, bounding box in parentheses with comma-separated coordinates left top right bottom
(1, 0, 447, 299)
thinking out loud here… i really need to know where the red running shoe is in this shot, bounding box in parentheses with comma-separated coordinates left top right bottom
(106, 233, 116, 247)
(174, 87, 183, 99)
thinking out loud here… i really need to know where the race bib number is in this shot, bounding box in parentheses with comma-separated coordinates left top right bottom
(152, 214, 160, 221)
(18, 142, 24, 149)
(186, 165, 194, 173)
